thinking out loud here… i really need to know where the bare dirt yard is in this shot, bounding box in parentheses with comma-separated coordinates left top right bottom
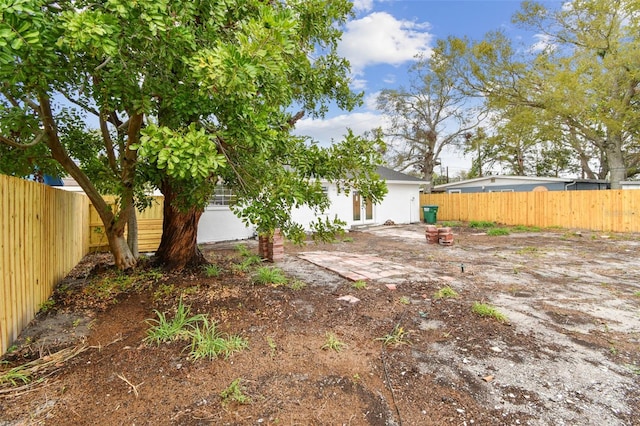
(1, 223, 639, 426)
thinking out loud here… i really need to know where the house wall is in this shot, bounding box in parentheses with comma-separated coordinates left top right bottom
(198, 206, 256, 243)
(290, 183, 422, 229)
(445, 182, 568, 193)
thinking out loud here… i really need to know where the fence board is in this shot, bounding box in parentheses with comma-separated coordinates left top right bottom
(420, 190, 640, 232)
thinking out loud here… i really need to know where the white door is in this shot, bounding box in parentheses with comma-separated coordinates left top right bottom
(352, 192, 374, 225)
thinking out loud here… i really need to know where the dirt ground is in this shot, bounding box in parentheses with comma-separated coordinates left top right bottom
(1, 223, 639, 426)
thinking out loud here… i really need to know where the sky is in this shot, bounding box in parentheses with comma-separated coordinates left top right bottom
(293, 0, 562, 177)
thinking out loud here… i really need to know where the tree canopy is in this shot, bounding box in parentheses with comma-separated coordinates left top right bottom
(0, 0, 387, 270)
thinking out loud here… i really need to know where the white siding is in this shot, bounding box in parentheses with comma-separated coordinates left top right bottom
(198, 206, 255, 243)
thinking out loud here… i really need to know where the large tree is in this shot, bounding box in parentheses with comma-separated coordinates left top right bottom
(1, 0, 386, 270)
(445, 0, 640, 187)
(377, 48, 484, 192)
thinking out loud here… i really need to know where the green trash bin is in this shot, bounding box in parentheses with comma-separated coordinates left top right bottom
(422, 205, 438, 224)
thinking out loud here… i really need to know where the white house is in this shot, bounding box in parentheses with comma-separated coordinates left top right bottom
(56, 167, 427, 244)
(199, 166, 427, 242)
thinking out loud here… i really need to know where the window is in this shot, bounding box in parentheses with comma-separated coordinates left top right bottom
(448, 189, 461, 194)
(209, 185, 237, 206)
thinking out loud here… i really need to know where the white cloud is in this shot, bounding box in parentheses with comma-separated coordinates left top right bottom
(350, 77, 368, 91)
(339, 12, 433, 74)
(352, 0, 374, 12)
(530, 33, 556, 53)
(363, 91, 381, 110)
(293, 112, 388, 146)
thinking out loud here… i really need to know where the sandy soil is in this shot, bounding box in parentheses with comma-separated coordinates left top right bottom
(1, 223, 639, 425)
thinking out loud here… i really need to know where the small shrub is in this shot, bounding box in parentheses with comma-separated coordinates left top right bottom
(39, 299, 56, 313)
(472, 302, 508, 322)
(433, 286, 458, 299)
(220, 378, 251, 405)
(321, 332, 346, 352)
(486, 227, 510, 236)
(351, 280, 367, 290)
(254, 267, 288, 286)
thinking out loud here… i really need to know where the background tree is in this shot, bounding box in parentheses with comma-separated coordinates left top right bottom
(445, 0, 640, 187)
(377, 47, 484, 192)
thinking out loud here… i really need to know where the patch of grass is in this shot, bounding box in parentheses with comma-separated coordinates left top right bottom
(321, 332, 346, 352)
(351, 280, 367, 290)
(625, 364, 640, 375)
(633, 291, 640, 297)
(188, 318, 248, 361)
(511, 225, 541, 232)
(39, 298, 56, 313)
(234, 244, 253, 257)
(288, 279, 307, 291)
(440, 221, 462, 227)
(85, 272, 134, 301)
(220, 378, 251, 405)
(398, 296, 410, 305)
(469, 221, 496, 229)
(202, 264, 222, 278)
(266, 337, 277, 358)
(144, 298, 206, 345)
(0, 363, 31, 387)
(486, 227, 510, 236)
(152, 283, 175, 301)
(342, 237, 354, 243)
(472, 302, 508, 323)
(376, 325, 410, 346)
(254, 267, 288, 286)
(433, 286, 458, 299)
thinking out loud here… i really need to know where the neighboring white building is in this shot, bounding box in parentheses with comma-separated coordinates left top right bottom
(620, 181, 640, 190)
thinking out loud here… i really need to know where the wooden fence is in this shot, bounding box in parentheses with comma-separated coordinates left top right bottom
(420, 190, 640, 233)
(89, 196, 164, 253)
(0, 175, 164, 355)
(0, 175, 89, 355)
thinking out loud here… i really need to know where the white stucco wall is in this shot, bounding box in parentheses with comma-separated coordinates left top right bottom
(198, 206, 256, 243)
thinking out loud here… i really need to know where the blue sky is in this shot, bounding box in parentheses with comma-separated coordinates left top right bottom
(293, 0, 562, 176)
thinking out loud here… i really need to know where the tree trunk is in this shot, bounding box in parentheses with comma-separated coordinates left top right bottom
(155, 180, 207, 270)
(107, 229, 137, 269)
(127, 206, 139, 258)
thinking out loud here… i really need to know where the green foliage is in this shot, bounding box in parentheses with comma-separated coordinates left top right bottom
(0, 364, 30, 387)
(511, 225, 541, 233)
(434, 286, 459, 299)
(321, 333, 346, 352)
(188, 318, 248, 361)
(220, 378, 251, 405)
(144, 299, 206, 345)
(487, 227, 510, 236)
(203, 264, 222, 278)
(288, 279, 307, 291)
(472, 302, 508, 322)
(351, 280, 367, 290)
(469, 221, 496, 228)
(398, 296, 410, 305)
(376, 325, 410, 346)
(39, 299, 55, 313)
(254, 267, 288, 286)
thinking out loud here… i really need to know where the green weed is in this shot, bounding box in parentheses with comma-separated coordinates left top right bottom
(266, 337, 277, 358)
(376, 325, 410, 346)
(469, 221, 496, 229)
(433, 286, 458, 299)
(254, 267, 288, 286)
(511, 225, 541, 232)
(220, 378, 251, 405)
(486, 227, 510, 236)
(188, 318, 248, 361)
(144, 298, 206, 345)
(203, 264, 222, 278)
(633, 291, 640, 297)
(39, 299, 55, 313)
(398, 296, 410, 305)
(342, 237, 354, 243)
(472, 302, 508, 323)
(289, 280, 307, 291)
(351, 280, 367, 290)
(440, 221, 462, 227)
(152, 283, 175, 301)
(0, 363, 31, 387)
(321, 332, 346, 352)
